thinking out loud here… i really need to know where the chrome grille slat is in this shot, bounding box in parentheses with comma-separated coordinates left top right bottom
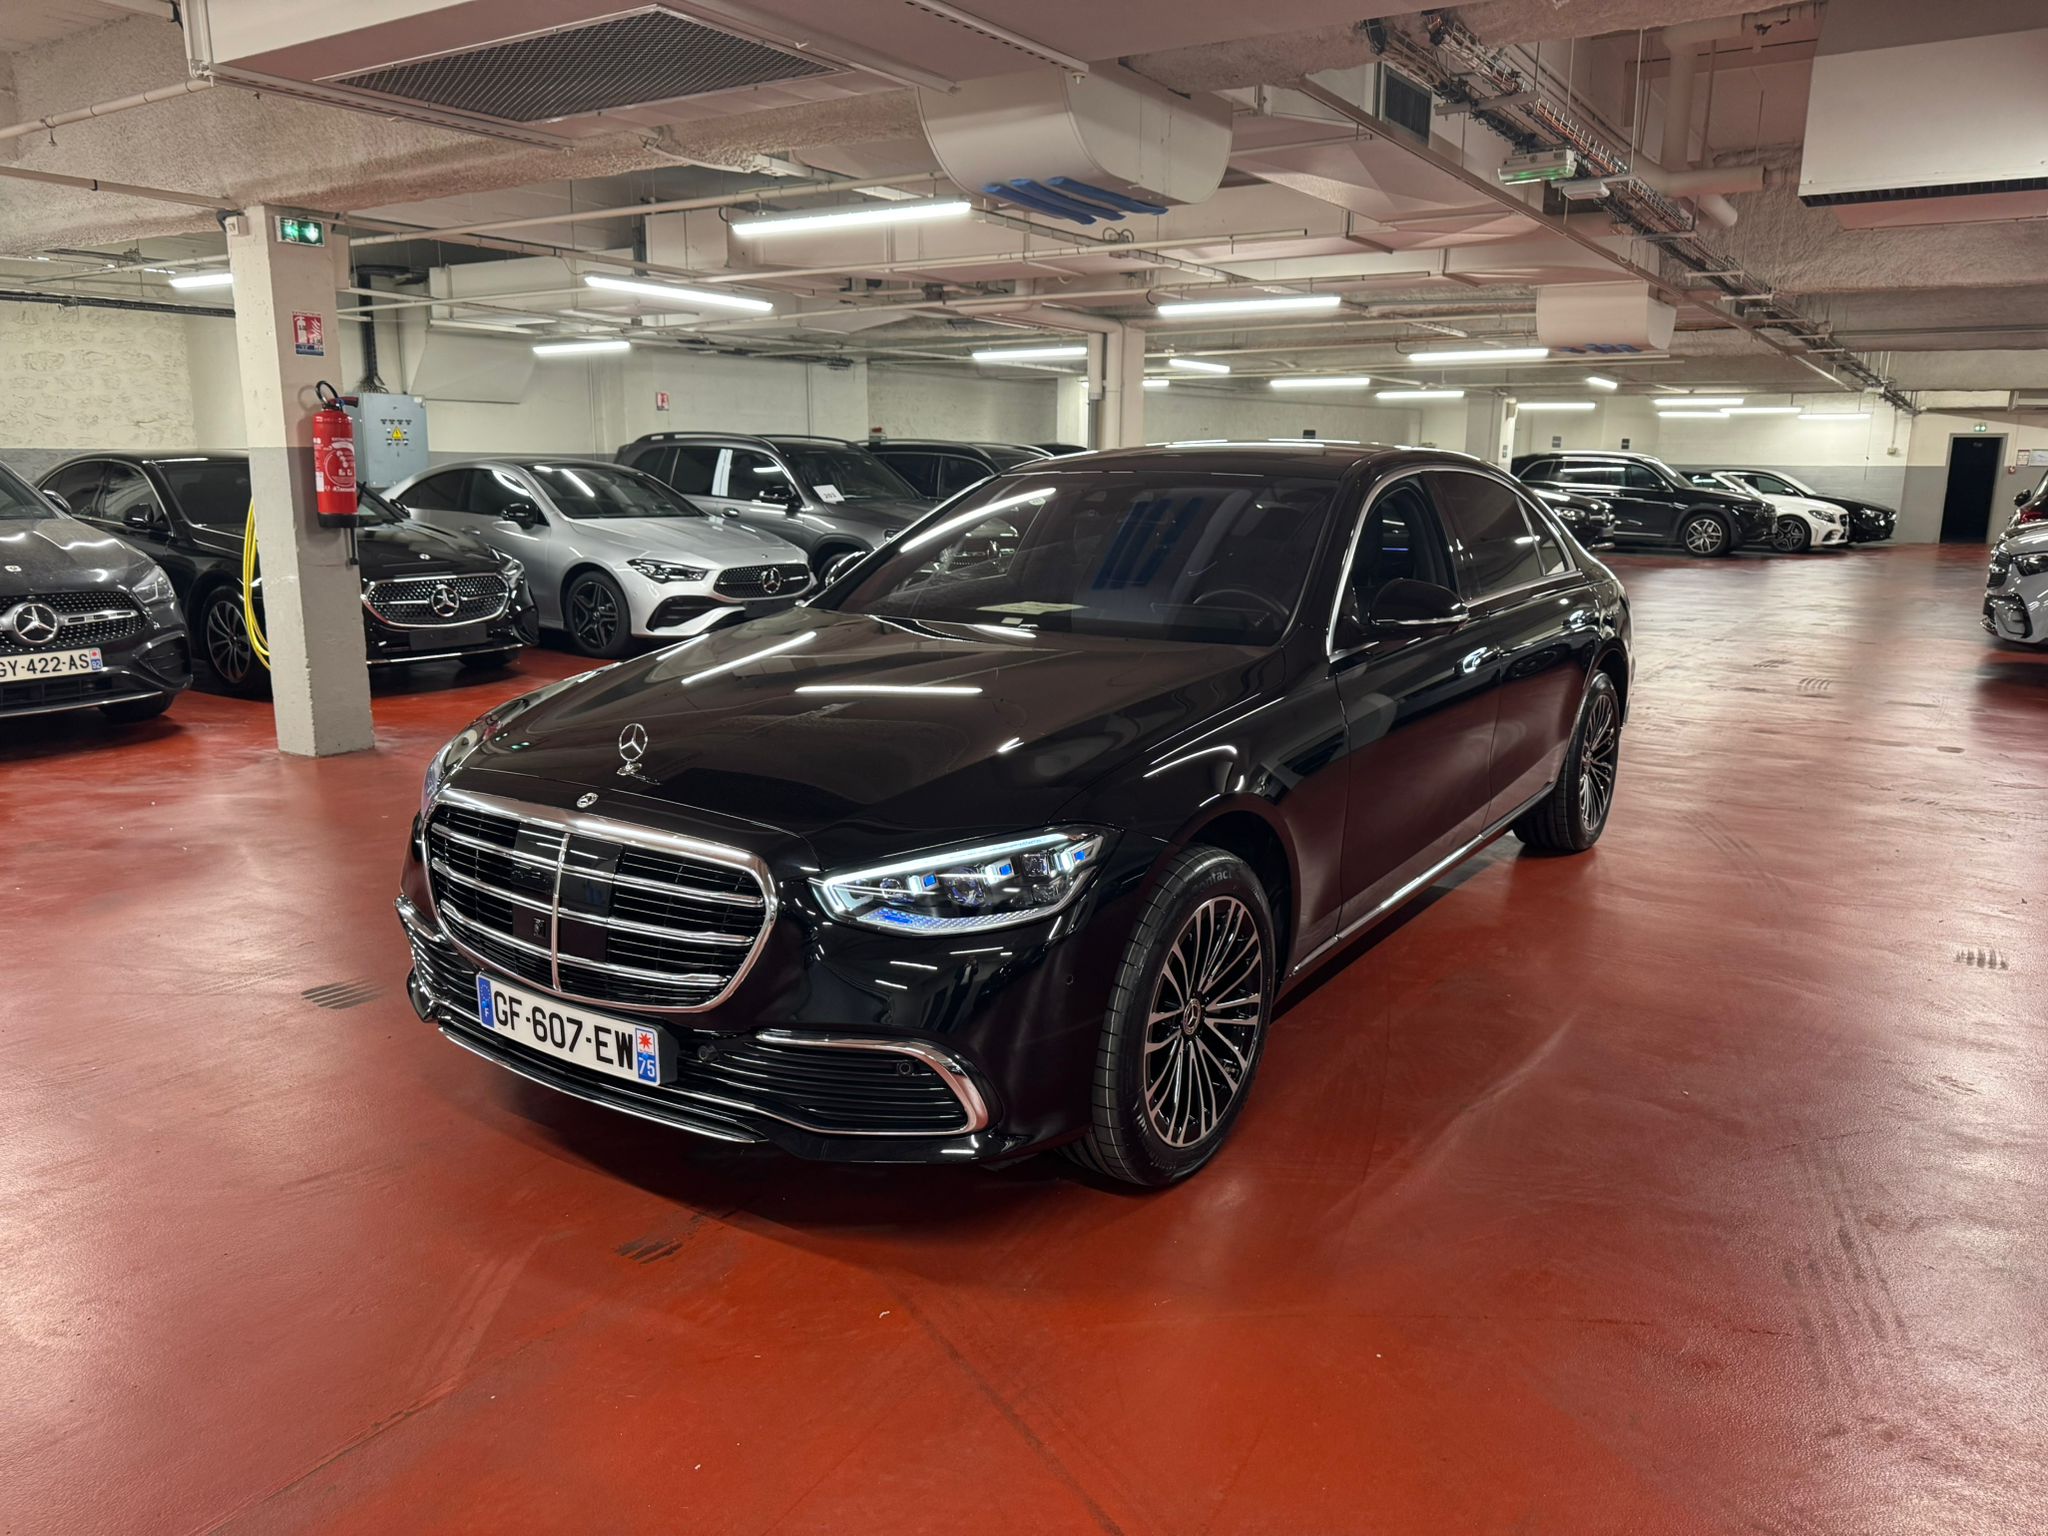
(424, 789, 774, 1014)
(0, 589, 144, 654)
(364, 573, 511, 628)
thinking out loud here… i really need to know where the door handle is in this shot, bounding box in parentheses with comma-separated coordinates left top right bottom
(1564, 608, 1595, 632)
(1459, 644, 1504, 675)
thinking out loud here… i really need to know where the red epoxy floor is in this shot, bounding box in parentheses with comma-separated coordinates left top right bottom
(4, 545, 2046, 1535)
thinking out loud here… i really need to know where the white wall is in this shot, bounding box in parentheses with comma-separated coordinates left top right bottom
(868, 365, 1058, 444)
(0, 300, 198, 480)
(1144, 386, 1419, 446)
(1898, 410, 2048, 543)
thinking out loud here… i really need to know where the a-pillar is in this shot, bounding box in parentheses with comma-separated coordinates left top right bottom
(226, 204, 374, 756)
(1461, 392, 1515, 469)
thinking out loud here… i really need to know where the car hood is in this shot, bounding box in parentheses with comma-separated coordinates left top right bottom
(455, 606, 1264, 847)
(357, 519, 508, 577)
(570, 515, 806, 562)
(2001, 524, 2048, 557)
(0, 514, 161, 596)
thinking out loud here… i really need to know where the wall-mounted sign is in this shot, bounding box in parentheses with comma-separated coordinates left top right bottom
(1973, 421, 1988, 432)
(655, 390, 670, 412)
(292, 312, 324, 357)
(1619, 436, 1632, 449)
(2018, 447, 2048, 466)
(1551, 434, 1563, 449)
(276, 216, 325, 247)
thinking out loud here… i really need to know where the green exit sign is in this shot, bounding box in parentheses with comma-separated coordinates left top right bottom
(276, 216, 325, 247)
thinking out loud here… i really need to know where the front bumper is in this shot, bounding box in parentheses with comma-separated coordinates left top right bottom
(1984, 587, 2044, 645)
(395, 783, 1140, 1161)
(628, 568, 812, 638)
(1850, 512, 1895, 542)
(0, 626, 191, 720)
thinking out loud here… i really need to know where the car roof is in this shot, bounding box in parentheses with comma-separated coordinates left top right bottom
(1002, 441, 1489, 480)
(625, 432, 855, 449)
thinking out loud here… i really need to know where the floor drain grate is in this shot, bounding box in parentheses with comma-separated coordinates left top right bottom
(1797, 677, 1834, 695)
(302, 979, 384, 1010)
(1953, 948, 2009, 971)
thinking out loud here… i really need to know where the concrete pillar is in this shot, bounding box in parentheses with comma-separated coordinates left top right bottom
(1055, 374, 1089, 447)
(1090, 322, 1148, 449)
(226, 204, 374, 757)
(1462, 393, 1515, 468)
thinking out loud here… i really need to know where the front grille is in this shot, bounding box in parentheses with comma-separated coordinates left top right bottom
(714, 563, 810, 600)
(364, 573, 511, 627)
(424, 796, 769, 1012)
(0, 590, 143, 654)
(0, 674, 126, 711)
(404, 923, 971, 1137)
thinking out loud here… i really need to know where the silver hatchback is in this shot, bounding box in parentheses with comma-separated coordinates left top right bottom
(388, 457, 812, 657)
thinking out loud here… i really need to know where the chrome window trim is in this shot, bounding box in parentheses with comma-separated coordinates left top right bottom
(1324, 463, 1446, 661)
(1428, 464, 1576, 602)
(424, 784, 778, 1016)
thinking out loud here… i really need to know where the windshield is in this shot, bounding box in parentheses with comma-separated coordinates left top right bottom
(830, 469, 1339, 644)
(0, 463, 56, 521)
(779, 445, 920, 504)
(529, 462, 703, 519)
(354, 487, 408, 526)
(154, 458, 251, 526)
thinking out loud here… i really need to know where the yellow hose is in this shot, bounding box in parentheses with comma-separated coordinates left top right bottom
(242, 502, 271, 671)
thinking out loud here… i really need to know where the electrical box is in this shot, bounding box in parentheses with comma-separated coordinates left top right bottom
(344, 392, 429, 489)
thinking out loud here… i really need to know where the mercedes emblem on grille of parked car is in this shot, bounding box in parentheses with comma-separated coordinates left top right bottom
(6, 601, 61, 647)
(760, 567, 785, 595)
(428, 582, 461, 619)
(576, 792, 599, 809)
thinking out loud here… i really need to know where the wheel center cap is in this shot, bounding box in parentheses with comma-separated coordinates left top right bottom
(1182, 1000, 1202, 1037)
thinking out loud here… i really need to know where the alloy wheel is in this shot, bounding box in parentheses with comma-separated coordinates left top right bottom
(205, 596, 252, 684)
(568, 579, 619, 653)
(1578, 688, 1620, 832)
(1142, 895, 1264, 1149)
(1683, 516, 1727, 556)
(1773, 519, 1806, 553)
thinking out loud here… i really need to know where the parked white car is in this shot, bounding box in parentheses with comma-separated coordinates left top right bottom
(388, 457, 814, 657)
(1685, 470, 1847, 553)
(1984, 523, 2048, 647)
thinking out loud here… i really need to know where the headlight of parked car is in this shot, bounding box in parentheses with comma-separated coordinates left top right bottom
(130, 565, 176, 611)
(421, 667, 607, 817)
(813, 828, 1107, 934)
(2014, 552, 2048, 579)
(498, 556, 525, 587)
(627, 557, 709, 583)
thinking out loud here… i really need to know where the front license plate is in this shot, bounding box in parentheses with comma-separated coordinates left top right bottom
(0, 647, 102, 681)
(414, 622, 488, 651)
(474, 974, 670, 1085)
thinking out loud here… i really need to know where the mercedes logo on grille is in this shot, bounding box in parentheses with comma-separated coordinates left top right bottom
(5, 601, 61, 648)
(618, 722, 648, 764)
(428, 582, 462, 619)
(759, 566, 785, 595)
(576, 792, 599, 809)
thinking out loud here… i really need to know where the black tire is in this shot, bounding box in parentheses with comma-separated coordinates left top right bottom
(562, 569, 632, 658)
(458, 650, 517, 673)
(1064, 848, 1277, 1187)
(197, 586, 267, 696)
(100, 693, 173, 724)
(1679, 512, 1733, 558)
(811, 543, 865, 581)
(1772, 517, 1812, 554)
(1514, 668, 1622, 853)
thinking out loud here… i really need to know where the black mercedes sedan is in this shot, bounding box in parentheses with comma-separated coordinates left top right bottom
(1, 460, 190, 725)
(39, 453, 538, 695)
(1716, 468, 1897, 543)
(396, 443, 1631, 1185)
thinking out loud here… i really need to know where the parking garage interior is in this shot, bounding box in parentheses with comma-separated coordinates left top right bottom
(4, 1, 2048, 1531)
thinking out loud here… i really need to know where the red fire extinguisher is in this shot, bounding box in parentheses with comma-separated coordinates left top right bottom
(312, 381, 358, 529)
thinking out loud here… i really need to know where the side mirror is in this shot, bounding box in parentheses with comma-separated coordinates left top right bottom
(124, 505, 159, 531)
(820, 549, 864, 584)
(499, 501, 542, 528)
(756, 481, 798, 510)
(42, 490, 71, 516)
(1367, 578, 1469, 631)
(2015, 491, 2030, 509)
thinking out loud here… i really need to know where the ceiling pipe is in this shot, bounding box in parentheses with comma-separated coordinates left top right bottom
(0, 161, 233, 212)
(0, 77, 215, 145)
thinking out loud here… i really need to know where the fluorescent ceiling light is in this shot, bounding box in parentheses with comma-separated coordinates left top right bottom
(1154, 294, 1342, 320)
(1142, 378, 1171, 390)
(1724, 405, 1802, 416)
(1654, 396, 1743, 408)
(1271, 375, 1373, 390)
(1799, 411, 1870, 421)
(532, 338, 631, 357)
(731, 198, 971, 238)
(1517, 401, 1595, 412)
(970, 344, 1088, 364)
(1378, 388, 1466, 401)
(583, 274, 773, 314)
(169, 271, 233, 290)
(1658, 410, 1729, 419)
(1407, 346, 1549, 364)
(1585, 375, 1619, 391)
(1166, 357, 1230, 375)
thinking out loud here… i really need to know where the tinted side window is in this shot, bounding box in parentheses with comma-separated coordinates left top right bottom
(935, 455, 989, 498)
(1428, 470, 1547, 598)
(726, 449, 796, 503)
(101, 464, 164, 530)
(1341, 479, 1456, 629)
(666, 446, 719, 496)
(465, 466, 533, 517)
(628, 446, 675, 485)
(398, 471, 468, 512)
(1524, 501, 1574, 575)
(875, 452, 938, 498)
(1556, 462, 1623, 489)
(1518, 457, 1558, 482)
(45, 462, 106, 519)
(1622, 463, 1667, 491)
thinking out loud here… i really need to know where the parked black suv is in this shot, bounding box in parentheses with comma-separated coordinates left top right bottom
(1512, 450, 1773, 556)
(1527, 485, 1617, 549)
(397, 442, 1631, 1186)
(40, 453, 537, 696)
(617, 433, 931, 577)
(865, 439, 1051, 500)
(1, 459, 190, 724)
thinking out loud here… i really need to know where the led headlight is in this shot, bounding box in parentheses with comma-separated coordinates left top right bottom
(130, 565, 176, 610)
(421, 666, 607, 817)
(2015, 552, 2048, 579)
(814, 829, 1106, 935)
(498, 556, 526, 586)
(628, 557, 709, 583)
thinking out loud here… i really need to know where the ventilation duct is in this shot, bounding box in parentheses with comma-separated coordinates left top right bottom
(1799, 0, 2048, 227)
(918, 70, 1232, 226)
(1534, 282, 1675, 353)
